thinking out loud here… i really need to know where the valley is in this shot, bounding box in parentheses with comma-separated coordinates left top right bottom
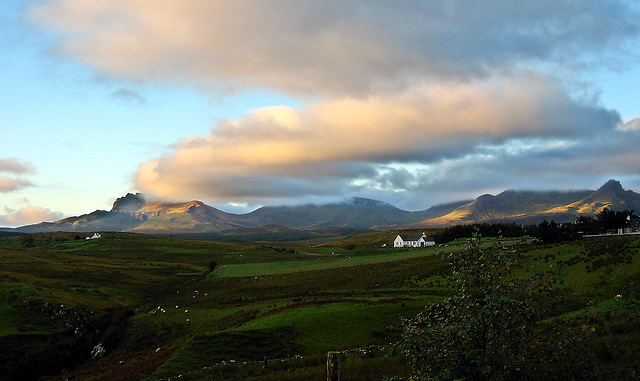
(1, 228, 639, 380)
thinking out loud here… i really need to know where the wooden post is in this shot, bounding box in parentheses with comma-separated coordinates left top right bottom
(327, 351, 340, 381)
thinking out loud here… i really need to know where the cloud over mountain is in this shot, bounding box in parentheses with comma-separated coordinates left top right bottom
(28, 1, 640, 209)
(135, 74, 622, 205)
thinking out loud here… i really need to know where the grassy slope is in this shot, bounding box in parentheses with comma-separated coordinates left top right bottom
(239, 299, 431, 353)
(1, 232, 638, 380)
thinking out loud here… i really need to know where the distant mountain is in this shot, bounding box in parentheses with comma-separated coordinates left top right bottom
(404, 179, 640, 228)
(9, 180, 640, 234)
(127, 200, 249, 233)
(559, 179, 640, 214)
(240, 197, 448, 230)
(14, 195, 437, 233)
(17, 196, 248, 234)
(16, 209, 143, 233)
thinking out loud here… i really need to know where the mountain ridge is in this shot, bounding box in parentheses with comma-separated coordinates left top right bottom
(7, 180, 640, 233)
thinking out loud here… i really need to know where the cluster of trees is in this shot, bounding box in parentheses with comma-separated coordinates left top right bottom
(433, 222, 526, 243)
(528, 209, 637, 243)
(433, 209, 637, 244)
(575, 209, 636, 234)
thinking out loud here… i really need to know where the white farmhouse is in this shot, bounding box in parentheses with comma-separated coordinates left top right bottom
(86, 233, 102, 240)
(393, 232, 435, 248)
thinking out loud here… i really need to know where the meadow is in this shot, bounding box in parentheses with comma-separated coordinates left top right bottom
(0, 231, 638, 380)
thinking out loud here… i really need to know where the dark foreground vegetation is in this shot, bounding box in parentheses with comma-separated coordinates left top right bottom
(0, 224, 639, 380)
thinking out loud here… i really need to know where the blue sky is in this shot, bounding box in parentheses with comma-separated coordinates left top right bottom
(1, 1, 640, 227)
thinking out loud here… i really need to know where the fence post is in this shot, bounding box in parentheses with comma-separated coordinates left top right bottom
(327, 351, 340, 381)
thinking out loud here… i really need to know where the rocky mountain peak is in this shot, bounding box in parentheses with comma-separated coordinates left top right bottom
(111, 193, 146, 212)
(597, 179, 624, 193)
(587, 179, 628, 203)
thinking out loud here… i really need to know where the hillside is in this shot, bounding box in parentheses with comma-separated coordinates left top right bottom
(8, 180, 640, 234)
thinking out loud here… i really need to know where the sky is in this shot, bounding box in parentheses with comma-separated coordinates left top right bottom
(2, 1, 640, 227)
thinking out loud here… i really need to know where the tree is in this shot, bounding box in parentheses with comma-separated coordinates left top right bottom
(20, 234, 35, 247)
(394, 233, 597, 380)
(208, 260, 218, 272)
(575, 215, 598, 235)
(596, 208, 636, 233)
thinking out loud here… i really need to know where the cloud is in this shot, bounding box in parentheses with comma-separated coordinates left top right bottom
(134, 73, 622, 206)
(27, 1, 640, 209)
(0, 176, 33, 193)
(618, 117, 640, 131)
(29, 1, 640, 97)
(112, 87, 146, 104)
(0, 158, 35, 174)
(3, 206, 64, 226)
(0, 158, 35, 193)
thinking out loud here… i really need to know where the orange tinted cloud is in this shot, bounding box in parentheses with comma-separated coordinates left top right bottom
(135, 75, 620, 203)
(4, 206, 64, 225)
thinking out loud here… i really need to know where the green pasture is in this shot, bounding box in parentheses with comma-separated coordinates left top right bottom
(210, 246, 441, 278)
(520, 236, 640, 302)
(1, 232, 639, 380)
(208, 236, 514, 279)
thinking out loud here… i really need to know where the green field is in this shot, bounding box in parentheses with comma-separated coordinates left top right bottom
(210, 246, 442, 278)
(0, 231, 638, 380)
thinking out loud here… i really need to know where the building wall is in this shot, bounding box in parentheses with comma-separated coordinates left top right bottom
(394, 235, 435, 248)
(420, 238, 435, 247)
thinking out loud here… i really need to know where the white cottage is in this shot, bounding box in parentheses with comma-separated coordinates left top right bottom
(394, 232, 435, 248)
(86, 233, 102, 240)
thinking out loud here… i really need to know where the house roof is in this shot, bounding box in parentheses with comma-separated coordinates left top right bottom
(397, 233, 434, 241)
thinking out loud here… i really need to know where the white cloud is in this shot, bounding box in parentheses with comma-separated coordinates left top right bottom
(29, 1, 640, 97)
(3, 206, 64, 226)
